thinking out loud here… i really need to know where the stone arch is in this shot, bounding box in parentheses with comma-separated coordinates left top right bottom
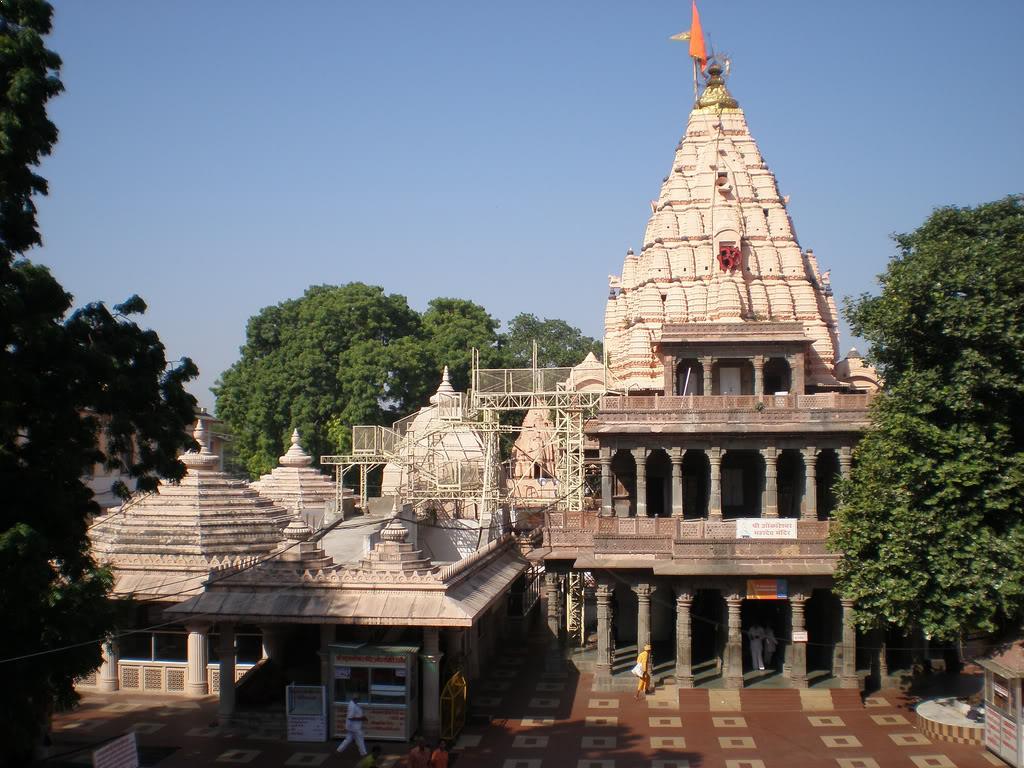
(682, 450, 710, 519)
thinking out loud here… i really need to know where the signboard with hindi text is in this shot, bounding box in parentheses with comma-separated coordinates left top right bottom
(736, 518, 797, 539)
(746, 579, 788, 600)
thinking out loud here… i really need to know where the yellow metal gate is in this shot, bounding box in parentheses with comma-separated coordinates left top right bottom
(440, 671, 467, 741)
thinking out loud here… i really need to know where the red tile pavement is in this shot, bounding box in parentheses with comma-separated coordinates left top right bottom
(38, 661, 999, 768)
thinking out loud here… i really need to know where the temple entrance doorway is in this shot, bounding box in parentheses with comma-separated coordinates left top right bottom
(646, 450, 671, 517)
(651, 583, 676, 680)
(613, 583, 638, 652)
(692, 589, 725, 686)
(741, 599, 786, 682)
(763, 357, 792, 394)
(806, 589, 841, 684)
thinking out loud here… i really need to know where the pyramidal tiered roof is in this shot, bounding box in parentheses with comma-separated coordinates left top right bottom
(252, 429, 337, 516)
(91, 422, 291, 599)
(604, 63, 841, 391)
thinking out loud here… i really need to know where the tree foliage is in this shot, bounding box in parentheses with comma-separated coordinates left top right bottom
(215, 294, 602, 479)
(0, 3, 198, 761)
(830, 196, 1024, 641)
(503, 312, 602, 368)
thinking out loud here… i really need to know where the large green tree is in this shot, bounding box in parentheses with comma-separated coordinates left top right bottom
(830, 196, 1024, 642)
(0, 2, 198, 762)
(502, 312, 602, 368)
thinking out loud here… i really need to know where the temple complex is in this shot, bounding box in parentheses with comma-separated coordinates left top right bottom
(538, 60, 882, 690)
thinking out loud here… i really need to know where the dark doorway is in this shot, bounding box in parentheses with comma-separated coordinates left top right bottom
(817, 450, 841, 520)
(682, 450, 709, 519)
(611, 450, 636, 517)
(805, 589, 840, 683)
(763, 357, 792, 394)
(777, 450, 803, 518)
(646, 450, 672, 517)
(721, 450, 763, 519)
(675, 359, 704, 395)
(741, 599, 786, 677)
(692, 589, 725, 685)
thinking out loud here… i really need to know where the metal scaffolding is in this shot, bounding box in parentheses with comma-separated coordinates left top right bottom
(321, 346, 617, 521)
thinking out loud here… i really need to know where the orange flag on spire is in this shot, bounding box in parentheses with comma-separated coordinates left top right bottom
(689, 1, 707, 71)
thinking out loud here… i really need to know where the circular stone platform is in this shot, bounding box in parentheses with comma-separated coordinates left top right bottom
(915, 697, 985, 744)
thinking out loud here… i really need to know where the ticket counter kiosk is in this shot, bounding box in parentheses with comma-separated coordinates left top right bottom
(979, 641, 1024, 767)
(330, 643, 419, 742)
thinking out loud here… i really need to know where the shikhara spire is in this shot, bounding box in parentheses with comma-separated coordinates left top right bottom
(604, 54, 842, 391)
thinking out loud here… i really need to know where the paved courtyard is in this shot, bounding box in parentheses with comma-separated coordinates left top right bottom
(40, 645, 999, 768)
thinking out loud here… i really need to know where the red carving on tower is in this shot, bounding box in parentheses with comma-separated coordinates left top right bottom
(718, 243, 741, 272)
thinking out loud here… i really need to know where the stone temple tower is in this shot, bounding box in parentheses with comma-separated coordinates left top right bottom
(604, 63, 845, 392)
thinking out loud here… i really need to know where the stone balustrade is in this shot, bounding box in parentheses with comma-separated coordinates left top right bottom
(544, 511, 835, 562)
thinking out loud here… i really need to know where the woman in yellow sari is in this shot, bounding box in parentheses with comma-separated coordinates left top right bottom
(634, 643, 652, 699)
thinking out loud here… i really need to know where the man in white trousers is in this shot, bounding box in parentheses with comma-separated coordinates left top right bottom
(747, 624, 765, 671)
(336, 694, 368, 758)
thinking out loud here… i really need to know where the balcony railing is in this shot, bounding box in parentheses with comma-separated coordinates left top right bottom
(543, 510, 835, 560)
(599, 392, 874, 413)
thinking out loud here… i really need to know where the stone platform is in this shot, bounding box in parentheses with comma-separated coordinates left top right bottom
(916, 697, 985, 745)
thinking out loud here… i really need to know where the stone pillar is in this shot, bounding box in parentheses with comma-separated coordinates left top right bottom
(544, 571, 561, 642)
(186, 623, 209, 696)
(98, 638, 119, 692)
(708, 447, 723, 520)
(600, 454, 613, 517)
(595, 583, 614, 676)
(663, 356, 676, 396)
(753, 355, 765, 397)
(789, 596, 808, 688)
(761, 446, 778, 518)
(674, 589, 694, 688)
(701, 356, 714, 395)
(319, 624, 334, 693)
(801, 447, 818, 520)
(790, 352, 806, 394)
(724, 593, 744, 688)
(218, 624, 236, 716)
(838, 446, 853, 480)
(670, 449, 685, 518)
(634, 583, 653, 652)
(840, 599, 858, 689)
(632, 447, 648, 517)
(420, 628, 443, 741)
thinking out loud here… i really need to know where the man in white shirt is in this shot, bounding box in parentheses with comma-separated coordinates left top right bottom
(336, 694, 368, 757)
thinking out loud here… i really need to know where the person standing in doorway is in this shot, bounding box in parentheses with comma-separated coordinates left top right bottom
(336, 693, 368, 759)
(634, 643, 652, 699)
(747, 623, 765, 671)
(764, 626, 778, 669)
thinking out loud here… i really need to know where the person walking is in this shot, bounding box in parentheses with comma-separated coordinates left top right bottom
(764, 626, 778, 669)
(634, 643, 652, 699)
(336, 693, 368, 759)
(747, 624, 765, 671)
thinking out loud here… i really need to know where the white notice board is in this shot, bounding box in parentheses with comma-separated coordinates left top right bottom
(736, 518, 797, 539)
(92, 733, 139, 768)
(287, 684, 328, 742)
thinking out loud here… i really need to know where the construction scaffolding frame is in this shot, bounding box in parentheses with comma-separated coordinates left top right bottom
(321, 345, 617, 521)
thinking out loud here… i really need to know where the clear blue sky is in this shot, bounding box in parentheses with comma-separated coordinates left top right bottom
(37, 1, 1024, 409)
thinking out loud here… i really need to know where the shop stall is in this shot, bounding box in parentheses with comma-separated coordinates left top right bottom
(330, 643, 420, 742)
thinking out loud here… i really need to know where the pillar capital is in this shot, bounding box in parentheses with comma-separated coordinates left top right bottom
(708, 446, 723, 463)
(596, 583, 614, 599)
(674, 590, 693, 606)
(840, 598, 855, 611)
(631, 446, 650, 461)
(802, 446, 819, 462)
(670, 446, 686, 463)
(760, 445, 778, 462)
(633, 582, 653, 599)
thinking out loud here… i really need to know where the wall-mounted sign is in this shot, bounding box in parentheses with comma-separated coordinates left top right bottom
(791, 630, 808, 643)
(334, 666, 352, 680)
(746, 579, 788, 600)
(736, 518, 797, 539)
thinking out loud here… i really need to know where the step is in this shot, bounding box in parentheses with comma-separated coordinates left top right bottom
(830, 688, 865, 710)
(740, 688, 802, 711)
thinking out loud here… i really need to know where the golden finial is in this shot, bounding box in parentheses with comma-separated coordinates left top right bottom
(695, 61, 739, 113)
